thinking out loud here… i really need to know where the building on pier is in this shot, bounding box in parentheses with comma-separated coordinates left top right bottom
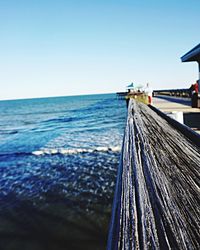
(181, 43, 200, 91)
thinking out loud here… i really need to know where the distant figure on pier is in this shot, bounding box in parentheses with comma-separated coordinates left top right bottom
(190, 80, 199, 108)
(189, 81, 198, 97)
(144, 83, 153, 104)
(190, 80, 199, 95)
(194, 80, 199, 93)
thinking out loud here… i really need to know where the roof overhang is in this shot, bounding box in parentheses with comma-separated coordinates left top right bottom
(181, 43, 200, 62)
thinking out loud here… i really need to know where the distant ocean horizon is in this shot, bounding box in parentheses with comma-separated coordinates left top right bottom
(0, 93, 127, 250)
(0, 92, 116, 102)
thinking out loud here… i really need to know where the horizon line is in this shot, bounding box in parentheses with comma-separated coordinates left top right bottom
(0, 91, 116, 102)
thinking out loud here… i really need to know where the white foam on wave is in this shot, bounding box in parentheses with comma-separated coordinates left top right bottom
(32, 146, 121, 156)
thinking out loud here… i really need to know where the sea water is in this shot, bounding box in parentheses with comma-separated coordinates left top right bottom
(0, 93, 126, 250)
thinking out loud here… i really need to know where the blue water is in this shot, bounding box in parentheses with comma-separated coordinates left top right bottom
(0, 93, 126, 250)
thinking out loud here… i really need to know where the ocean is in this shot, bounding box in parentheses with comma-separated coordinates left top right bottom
(0, 93, 126, 250)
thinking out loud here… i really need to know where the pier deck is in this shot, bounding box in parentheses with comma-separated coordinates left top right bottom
(153, 96, 200, 112)
(153, 95, 200, 133)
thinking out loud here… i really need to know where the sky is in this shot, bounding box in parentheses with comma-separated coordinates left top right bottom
(0, 0, 200, 100)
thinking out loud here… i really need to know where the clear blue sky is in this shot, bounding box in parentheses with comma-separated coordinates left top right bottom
(0, 0, 200, 100)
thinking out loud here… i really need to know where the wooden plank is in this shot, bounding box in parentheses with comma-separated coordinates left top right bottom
(107, 99, 200, 249)
(153, 96, 200, 113)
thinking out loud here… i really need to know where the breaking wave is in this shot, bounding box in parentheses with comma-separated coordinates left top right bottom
(32, 146, 121, 156)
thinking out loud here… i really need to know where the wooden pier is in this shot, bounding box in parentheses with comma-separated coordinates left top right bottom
(107, 99, 200, 249)
(153, 95, 200, 133)
(116, 92, 128, 99)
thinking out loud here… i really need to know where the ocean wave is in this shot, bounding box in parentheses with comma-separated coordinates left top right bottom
(0, 130, 18, 135)
(43, 116, 79, 124)
(32, 146, 121, 156)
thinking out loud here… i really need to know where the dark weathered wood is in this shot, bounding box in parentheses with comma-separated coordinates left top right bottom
(107, 99, 200, 250)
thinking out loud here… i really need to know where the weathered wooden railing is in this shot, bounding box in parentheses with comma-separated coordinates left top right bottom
(107, 99, 200, 250)
(153, 88, 190, 98)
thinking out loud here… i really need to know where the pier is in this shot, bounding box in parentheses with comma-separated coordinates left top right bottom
(109, 43, 200, 249)
(153, 95, 200, 133)
(107, 98, 200, 249)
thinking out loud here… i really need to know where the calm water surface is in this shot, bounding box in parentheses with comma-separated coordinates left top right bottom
(0, 94, 126, 250)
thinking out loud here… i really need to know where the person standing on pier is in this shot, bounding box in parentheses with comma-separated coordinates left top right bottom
(194, 80, 199, 94)
(144, 83, 153, 104)
(190, 80, 199, 108)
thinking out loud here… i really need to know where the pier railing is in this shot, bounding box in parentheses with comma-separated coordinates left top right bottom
(107, 99, 200, 249)
(153, 88, 190, 98)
